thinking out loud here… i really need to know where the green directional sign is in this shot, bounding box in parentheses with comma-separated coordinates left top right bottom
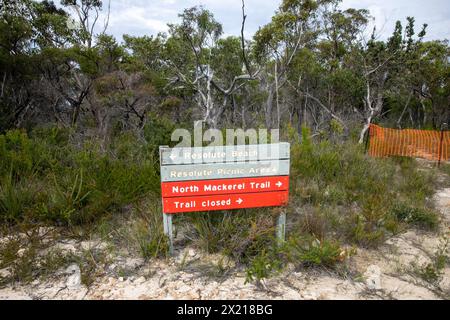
(160, 143, 290, 165)
(160, 159, 290, 182)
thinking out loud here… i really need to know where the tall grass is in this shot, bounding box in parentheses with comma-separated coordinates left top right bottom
(186, 126, 441, 281)
(288, 127, 438, 246)
(0, 127, 161, 226)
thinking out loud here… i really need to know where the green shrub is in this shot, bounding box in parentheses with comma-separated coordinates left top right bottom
(144, 113, 176, 151)
(398, 170, 436, 205)
(288, 127, 438, 247)
(413, 238, 448, 286)
(0, 174, 34, 223)
(133, 205, 169, 260)
(392, 203, 439, 230)
(346, 213, 386, 247)
(186, 210, 277, 262)
(37, 170, 92, 225)
(0, 127, 160, 226)
(0, 130, 34, 179)
(0, 230, 71, 286)
(245, 248, 282, 284)
(285, 235, 345, 268)
(30, 125, 71, 147)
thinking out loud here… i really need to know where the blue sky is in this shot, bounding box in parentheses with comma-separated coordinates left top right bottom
(87, 0, 449, 42)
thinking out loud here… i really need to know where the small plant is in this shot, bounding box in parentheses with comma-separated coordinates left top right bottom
(0, 173, 34, 223)
(440, 164, 450, 181)
(190, 213, 223, 254)
(0, 130, 34, 179)
(399, 170, 436, 205)
(135, 223, 169, 260)
(0, 229, 71, 287)
(38, 170, 91, 225)
(245, 249, 282, 284)
(186, 210, 276, 261)
(132, 204, 169, 260)
(286, 235, 346, 268)
(345, 204, 390, 248)
(38, 249, 71, 279)
(77, 249, 109, 287)
(143, 113, 176, 153)
(414, 237, 448, 286)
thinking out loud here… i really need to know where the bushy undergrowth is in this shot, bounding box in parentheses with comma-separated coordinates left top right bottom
(188, 127, 440, 280)
(132, 201, 169, 260)
(392, 203, 439, 230)
(285, 235, 347, 268)
(440, 164, 450, 185)
(0, 124, 441, 286)
(289, 127, 438, 247)
(0, 127, 161, 226)
(0, 228, 111, 287)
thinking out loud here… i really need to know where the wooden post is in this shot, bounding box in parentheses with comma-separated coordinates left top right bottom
(276, 211, 286, 244)
(160, 145, 174, 256)
(438, 123, 447, 167)
(163, 213, 174, 255)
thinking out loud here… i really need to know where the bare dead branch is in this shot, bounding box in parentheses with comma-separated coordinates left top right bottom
(240, 0, 252, 75)
(102, 0, 111, 35)
(287, 80, 347, 128)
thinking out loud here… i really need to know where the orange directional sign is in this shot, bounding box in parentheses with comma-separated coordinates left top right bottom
(162, 191, 289, 214)
(159, 143, 290, 215)
(161, 176, 289, 197)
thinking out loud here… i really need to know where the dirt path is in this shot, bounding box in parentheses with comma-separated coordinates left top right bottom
(1, 189, 449, 300)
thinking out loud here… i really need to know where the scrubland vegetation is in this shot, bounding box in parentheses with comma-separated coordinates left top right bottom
(0, 0, 448, 290)
(0, 123, 443, 286)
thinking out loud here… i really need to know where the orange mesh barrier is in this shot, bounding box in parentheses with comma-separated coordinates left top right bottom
(368, 124, 450, 162)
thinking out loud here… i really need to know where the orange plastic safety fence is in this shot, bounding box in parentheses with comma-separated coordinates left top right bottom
(368, 124, 450, 162)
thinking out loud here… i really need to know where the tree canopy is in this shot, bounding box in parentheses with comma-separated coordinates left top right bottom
(0, 0, 448, 140)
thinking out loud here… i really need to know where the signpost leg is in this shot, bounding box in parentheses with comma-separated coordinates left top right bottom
(163, 213, 174, 255)
(276, 211, 286, 244)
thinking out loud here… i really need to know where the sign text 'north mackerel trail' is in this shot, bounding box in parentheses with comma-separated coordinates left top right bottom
(161, 176, 289, 197)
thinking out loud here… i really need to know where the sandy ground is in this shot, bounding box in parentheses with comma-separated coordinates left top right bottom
(0, 187, 449, 300)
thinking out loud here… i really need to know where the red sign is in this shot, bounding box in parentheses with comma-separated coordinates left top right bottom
(161, 176, 289, 198)
(162, 191, 289, 214)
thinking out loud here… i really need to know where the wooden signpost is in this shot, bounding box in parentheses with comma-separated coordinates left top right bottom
(159, 143, 290, 254)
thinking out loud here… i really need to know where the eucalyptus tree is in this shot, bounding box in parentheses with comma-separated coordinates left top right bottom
(389, 19, 449, 129)
(60, 0, 109, 49)
(253, 0, 355, 130)
(282, 4, 369, 135)
(355, 17, 432, 142)
(165, 5, 257, 128)
(318, 6, 369, 123)
(413, 40, 450, 128)
(0, 0, 74, 131)
(355, 32, 394, 143)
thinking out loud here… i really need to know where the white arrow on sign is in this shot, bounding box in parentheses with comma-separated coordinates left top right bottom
(276, 181, 283, 187)
(169, 153, 177, 160)
(236, 198, 243, 204)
